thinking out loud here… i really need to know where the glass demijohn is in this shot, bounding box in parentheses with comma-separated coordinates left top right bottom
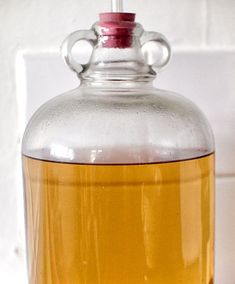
(22, 1, 215, 283)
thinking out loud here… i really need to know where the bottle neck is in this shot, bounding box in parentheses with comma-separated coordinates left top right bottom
(81, 35, 156, 86)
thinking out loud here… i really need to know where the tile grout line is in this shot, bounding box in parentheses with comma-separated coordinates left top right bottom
(216, 174, 235, 179)
(202, 0, 210, 47)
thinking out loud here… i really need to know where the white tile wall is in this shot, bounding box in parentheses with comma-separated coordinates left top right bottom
(208, 0, 235, 47)
(216, 178, 235, 284)
(125, 0, 206, 47)
(158, 51, 235, 176)
(1, 0, 235, 283)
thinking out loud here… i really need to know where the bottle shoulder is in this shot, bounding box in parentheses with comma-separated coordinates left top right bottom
(22, 86, 214, 164)
(23, 86, 210, 123)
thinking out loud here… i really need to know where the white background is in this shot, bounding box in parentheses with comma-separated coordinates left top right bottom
(0, 0, 235, 283)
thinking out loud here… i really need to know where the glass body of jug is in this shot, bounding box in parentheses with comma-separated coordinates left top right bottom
(22, 7, 215, 284)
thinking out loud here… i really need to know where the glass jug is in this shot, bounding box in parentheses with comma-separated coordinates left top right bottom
(22, 2, 215, 283)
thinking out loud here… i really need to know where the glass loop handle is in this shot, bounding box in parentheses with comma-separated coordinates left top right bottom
(61, 30, 97, 75)
(141, 31, 171, 72)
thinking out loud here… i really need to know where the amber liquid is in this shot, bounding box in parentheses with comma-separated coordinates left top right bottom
(23, 154, 214, 284)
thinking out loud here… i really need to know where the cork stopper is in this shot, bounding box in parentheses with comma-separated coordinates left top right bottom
(98, 12, 136, 48)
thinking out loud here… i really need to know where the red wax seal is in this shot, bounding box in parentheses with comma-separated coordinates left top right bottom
(98, 13, 136, 48)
